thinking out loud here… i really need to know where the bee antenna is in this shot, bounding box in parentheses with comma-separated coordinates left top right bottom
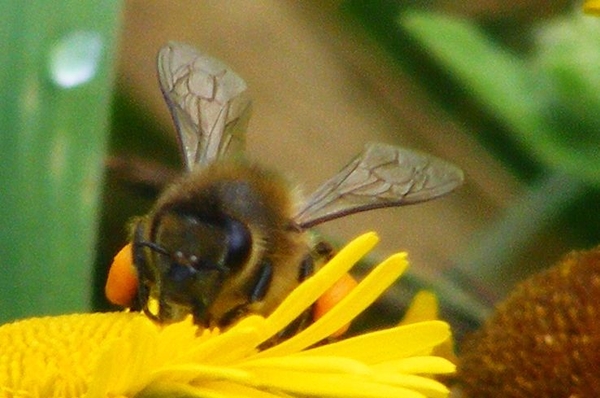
(135, 240, 170, 256)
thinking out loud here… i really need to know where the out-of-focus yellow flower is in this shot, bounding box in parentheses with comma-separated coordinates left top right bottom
(399, 291, 439, 326)
(584, 0, 600, 15)
(399, 291, 456, 364)
(0, 233, 455, 398)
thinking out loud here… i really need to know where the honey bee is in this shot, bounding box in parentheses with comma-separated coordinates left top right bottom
(105, 42, 464, 331)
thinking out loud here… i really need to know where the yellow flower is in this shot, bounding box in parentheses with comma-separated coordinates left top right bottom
(584, 0, 600, 15)
(0, 233, 455, 398)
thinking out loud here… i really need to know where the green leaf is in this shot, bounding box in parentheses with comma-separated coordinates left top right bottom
(0, 1, 122, 322)
(399, 11, 547, 146)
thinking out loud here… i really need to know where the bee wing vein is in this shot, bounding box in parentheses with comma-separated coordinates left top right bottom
(294, 143, 464, 228)
(157, 42, 251, 170)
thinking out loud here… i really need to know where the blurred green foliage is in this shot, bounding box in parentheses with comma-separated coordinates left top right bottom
(0, 1, 122, 323)
(400, 10, 600, 186)
(344, 2, 600, 334)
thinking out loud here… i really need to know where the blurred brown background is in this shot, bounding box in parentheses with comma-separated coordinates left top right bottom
(104, 0, 582, 330)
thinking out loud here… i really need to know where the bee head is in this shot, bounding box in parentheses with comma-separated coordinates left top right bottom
(133, 209, 253, 323)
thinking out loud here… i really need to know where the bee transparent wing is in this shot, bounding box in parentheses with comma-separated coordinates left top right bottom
(157, 42, 252, 171)
(294, 143, 464, 228)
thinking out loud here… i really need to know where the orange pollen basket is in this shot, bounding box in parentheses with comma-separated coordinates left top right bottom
(105, 243, 138, 307)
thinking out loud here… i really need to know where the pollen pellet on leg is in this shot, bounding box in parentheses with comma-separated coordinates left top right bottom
(314, 273, 358, 338)
(105, 243, 138, 307)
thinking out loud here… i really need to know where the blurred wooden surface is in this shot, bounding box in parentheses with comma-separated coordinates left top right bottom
(114, 1, 574, 313)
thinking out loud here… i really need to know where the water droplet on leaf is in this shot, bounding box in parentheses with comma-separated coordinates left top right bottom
(49, 31, 103, 88)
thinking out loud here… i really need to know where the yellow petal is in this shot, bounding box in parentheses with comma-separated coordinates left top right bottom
(137, 381, 209, 398)
(371, 373, 449, 398)
(186, 381, 282, 398)
(182, 316, 264, 365)
(148, 363, 250, 385)
(373, 356, 456, 375)
(245, 370, 428, 398)
(297, 321, 451, 364)
(258, 252, 407, 357)
(399, 291, 439, 325)
(397, 291, 457, 363)
(240, 356, 371, 375)
(260, 232, 379, 341)
(137, 380, 256, 398)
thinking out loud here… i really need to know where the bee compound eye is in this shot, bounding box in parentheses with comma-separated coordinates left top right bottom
(223, 217, 252, 268)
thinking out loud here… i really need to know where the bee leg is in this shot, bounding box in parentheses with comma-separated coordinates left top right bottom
(190, 301, 210, 327)
(249, 260, 273, 302)
(266, 244, 336, 347)
(217, 261, 273, 329)
(131, 221, 150, 312)
(313, 240, 335, 262)
(298, 254, 314, 282)
(267, 254, 316, 346)
(298, 240, 335, 282)
(132, 280, 148, 312)
(218, 304, 248, 328)
(296, 241, 342, 346)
